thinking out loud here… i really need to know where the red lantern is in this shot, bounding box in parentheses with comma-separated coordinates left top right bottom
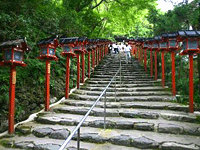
(177, 30, 200, 113)
(0, 38, 30, 134)
(37, 37, 59, 111)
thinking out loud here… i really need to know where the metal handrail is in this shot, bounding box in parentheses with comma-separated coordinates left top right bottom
(59, 65, 121, 150)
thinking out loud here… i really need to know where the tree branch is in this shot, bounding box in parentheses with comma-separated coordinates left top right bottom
(91, 0, 105, 9)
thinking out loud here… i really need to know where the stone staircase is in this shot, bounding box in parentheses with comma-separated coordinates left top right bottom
(0, 54, 200, 150)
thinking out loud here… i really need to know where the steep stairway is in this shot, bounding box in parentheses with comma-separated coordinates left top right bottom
(0, 54, 200, 150)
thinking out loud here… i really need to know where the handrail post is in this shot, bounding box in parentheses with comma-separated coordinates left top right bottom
(59, 67, 120, 150)
(104, 91, 106, 130)
(115, 77, 116, 102)
(77, 128, 80, 150)
(120, 55, 121, 88)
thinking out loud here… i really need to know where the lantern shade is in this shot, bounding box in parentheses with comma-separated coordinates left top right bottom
(187, 40, 198, 50)
(0, 38, 29, 66)
(177, 30, 200, 55)
(59, 37, 77, 57)
(37, 37, 59, 61)
(169, 40, 177, 47)
(143, 43, 148, 48)
(160, 42, 167, 48)
(14, 50, 23, 61)
(63, 45, 71, 52)
(4, 48, 12, 61)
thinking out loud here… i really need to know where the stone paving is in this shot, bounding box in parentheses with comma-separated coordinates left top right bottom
(0, 54, 200, 150)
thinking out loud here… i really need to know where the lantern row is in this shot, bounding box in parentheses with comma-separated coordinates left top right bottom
(127, 30, 200, 114)
(0, 37, 111, 134)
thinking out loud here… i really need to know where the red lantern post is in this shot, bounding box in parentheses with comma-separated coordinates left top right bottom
(0, 38, 30, 134)
(143, 40, 148, 73)
(177, 30, 200, 113)
(60, 37, 76, 98)
(165, 33, 180, 96)
(37, 37, 59, 111)
(74, 38, 87, 87)
(160, 35, 168, 88)
(148, 39, 154, 77)
(152, 36, 160, 80)
(86, 39, 94, 78)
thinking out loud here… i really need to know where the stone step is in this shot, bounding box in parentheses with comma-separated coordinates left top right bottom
(87, 80, 160, 85)
(93, 72, 149, 76)
(34, 112, 200, 136)
(83, 83, 158, 88)
(74, 90, 171, 96)
(94, 69, 144, 72)
(81, 86, 166, 92)
(61, 100, 192, 112)
(52, 105, 196, 123)
(89, 78, 153, 81)
(69, 94, 176, 102)
(91, 74, 152, 78)
(3, 122, 199, 150)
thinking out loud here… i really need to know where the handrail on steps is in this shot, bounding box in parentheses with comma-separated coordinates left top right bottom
(59, 58, 122, 150)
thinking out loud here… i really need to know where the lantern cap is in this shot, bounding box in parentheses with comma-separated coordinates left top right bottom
(60, 37, 78, 44)
(154, 36, 161, 41)
(78, 37, 87, 42)
(37, 36, 59, 45)
(177, 30, 199, 38)
(167, 32, 177, 38)
(197, 31, 200, 36)
(0, 37, 30, 51)
(114, 36, 127, 42)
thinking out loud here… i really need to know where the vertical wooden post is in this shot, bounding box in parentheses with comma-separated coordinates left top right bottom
(189, 54, 194, 113)
(171, 51, 176, 96)
(161, 51, 165, 88)
(88, 51, 91, 78)
(138, 47, 140, 60)
(76, 53, 80, 89)
(9, 66, 16, 134)
(45, 60, 50, 111)
(154, 51, 157, 80)
(65, 56, 70, 99)
(92, 49, 94, 69)
(150, 49, 153, 77)
(99, 48, 101, 62)
(81, 52, 85, 83)
(144, 49, 147, 73)
(141, 48, 143, 64)
(96, 48, 98, 65)
(135, 47, 137, 59)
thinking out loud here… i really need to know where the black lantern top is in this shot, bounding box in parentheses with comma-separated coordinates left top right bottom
(152, 36, 161, 50)
(114, 36, 127, 42)
(86, 39, 95, 51)
(177, 30, 200, 55)
(0, 38, 30, 66)
(60, 37, 78, 57)
(147, 38, 154, 49)
(73, 37, 88, 53)
(37, 36, 59, 61)
(142, 38, 148, 49)
(161, 32, 179, 51)
(177, 30, 199, 40)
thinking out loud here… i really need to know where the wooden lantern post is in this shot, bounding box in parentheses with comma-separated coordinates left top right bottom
(148, 39, 154, 77)
(143, 39, 148, 73)
(74, 38, 87, 88)
(152, 36, 161, 80)
(164, 33, 180, 96)
(160, 34, 168, 88)
(177, 30, 200, 113)
(0, 38, 30, 134)
(60, 37, 76, 99)
(37, 37, 59, 111)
